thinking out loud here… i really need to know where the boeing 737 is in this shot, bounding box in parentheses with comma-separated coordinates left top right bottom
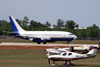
(9, 16, 77, 44)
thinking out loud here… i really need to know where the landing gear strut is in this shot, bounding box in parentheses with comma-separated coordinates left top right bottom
(48, 59, 56, 66)
(69, 60, 75, 66)
(63, 60, 75, 66)
(63, 60, 67, 66)
(67, 42, 69, 44)
(37, 41, 47, 44)
(52, 60, 56, 65)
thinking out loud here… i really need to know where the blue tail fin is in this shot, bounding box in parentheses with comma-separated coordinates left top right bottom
(9, 16, 18, 32)
(97, 42, 100, 49)
(9, 16, 25, 36)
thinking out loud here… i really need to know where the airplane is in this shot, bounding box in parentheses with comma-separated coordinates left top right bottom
(9, 16, 77, 44)
(47, 48, 97, 66)
(46, 42, 100, 54)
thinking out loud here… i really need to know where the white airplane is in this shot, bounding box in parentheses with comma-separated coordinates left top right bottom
(46, 42, 100, 53)
(47, 49, 97, 66)
(9, 16, 77, 44)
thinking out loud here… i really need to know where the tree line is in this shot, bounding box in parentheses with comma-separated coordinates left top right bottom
(0, 16, 100, 40)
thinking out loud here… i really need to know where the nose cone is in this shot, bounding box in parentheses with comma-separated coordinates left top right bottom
(73, 35, 77, 39)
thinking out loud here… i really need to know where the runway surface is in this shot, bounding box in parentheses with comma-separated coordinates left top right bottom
(0, 42, 97, 49)
(0, 42, 95, 46)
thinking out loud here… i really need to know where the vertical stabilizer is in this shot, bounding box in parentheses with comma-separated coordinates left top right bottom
(97, 42, 100, 49)
(87, 49, 97, 55)
(9, 16, 25, 32)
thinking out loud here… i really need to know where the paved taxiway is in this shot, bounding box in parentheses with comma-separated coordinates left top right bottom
(0, 42, 96, 46)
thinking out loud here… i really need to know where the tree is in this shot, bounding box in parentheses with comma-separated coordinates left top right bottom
(16, 19, 23, 27)
(97, 30, 100, 38)
(75, 24, 79, 29)
(22, 16, 29, 30)
(76, 29, 86, 39)
(86, 24, 99, 39)
(57, 19, 64, 27)
(23, 16, 29, 26)
(0, 20, 11, 35)
(65, 20, 76, 30)
(45, 21, 51, 27)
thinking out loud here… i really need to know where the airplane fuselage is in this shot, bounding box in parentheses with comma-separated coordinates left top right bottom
(18, 31, 77, 42)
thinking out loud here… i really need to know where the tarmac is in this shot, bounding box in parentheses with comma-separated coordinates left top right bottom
(0, 42, 98, 50)
(0, 42, 96, 46)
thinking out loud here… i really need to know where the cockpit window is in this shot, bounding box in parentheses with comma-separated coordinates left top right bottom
(62, 53, 67, 56)
(68, 53, 72, 56)
(69, 33, 73, 35)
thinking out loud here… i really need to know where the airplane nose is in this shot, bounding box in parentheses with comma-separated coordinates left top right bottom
(74, 35, 77, 39)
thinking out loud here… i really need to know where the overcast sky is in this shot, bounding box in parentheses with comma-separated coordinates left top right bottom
(0, 0, 100, 27)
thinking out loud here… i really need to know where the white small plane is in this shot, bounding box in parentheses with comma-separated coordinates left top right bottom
(9, 16, 77, 44)
(47, 49, 97, 66)
(46, 42, 100, 53)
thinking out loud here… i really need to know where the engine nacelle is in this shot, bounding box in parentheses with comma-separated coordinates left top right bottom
(29, 38, 33, 41)
(41, 38, 46, 41)
(29, 38, 46, 42)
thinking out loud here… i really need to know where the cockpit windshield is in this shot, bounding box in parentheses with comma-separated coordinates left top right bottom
(68, 53, 72, 56)
(62, 53, 67, 56)
(69, 33, 73, 35)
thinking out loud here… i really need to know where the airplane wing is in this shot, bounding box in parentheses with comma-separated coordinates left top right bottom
(28, 36, 51, 40)
(3, 31, 18, 34)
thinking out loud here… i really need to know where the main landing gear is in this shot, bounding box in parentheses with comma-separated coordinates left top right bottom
(50, 60, 75, 66)
(37, 41, 47, 44)
(63, 60, 75, 66)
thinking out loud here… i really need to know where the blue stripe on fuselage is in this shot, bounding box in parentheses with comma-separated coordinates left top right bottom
(50, 38, 74, 42)
(20, 37, 74, 42)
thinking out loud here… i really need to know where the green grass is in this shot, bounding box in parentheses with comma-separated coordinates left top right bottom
(0, 38, 30, 43)
(0, 49, 100, 67)
(0, 49, 50, 67)
(53, 40, 100, 44)
(70, 40, 100, 44)
(0, 38, 100, 44)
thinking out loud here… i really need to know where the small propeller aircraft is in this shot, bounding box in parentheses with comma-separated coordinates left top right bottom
(47, 48, 97, 66)
(46, 42, 100, 54)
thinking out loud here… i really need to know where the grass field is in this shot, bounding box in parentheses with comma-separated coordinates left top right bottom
(0, 49, 100, 67)
(0, 38, 100, 67)
(0, 38, 100, 44)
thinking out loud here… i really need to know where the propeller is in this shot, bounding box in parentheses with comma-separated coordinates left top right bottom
(48, 58, 50, 64)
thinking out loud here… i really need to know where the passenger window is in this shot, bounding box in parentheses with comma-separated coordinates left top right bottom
(68, 53, 72, 56)
(62, 53, 67, 56)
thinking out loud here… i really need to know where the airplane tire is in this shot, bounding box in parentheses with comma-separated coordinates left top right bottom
(43, 41, 47, 44)
(37, 42, 41, 44)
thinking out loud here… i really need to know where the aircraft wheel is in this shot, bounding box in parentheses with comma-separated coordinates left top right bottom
(37, 42, 41, 44)
(43, 41, 47, 44)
